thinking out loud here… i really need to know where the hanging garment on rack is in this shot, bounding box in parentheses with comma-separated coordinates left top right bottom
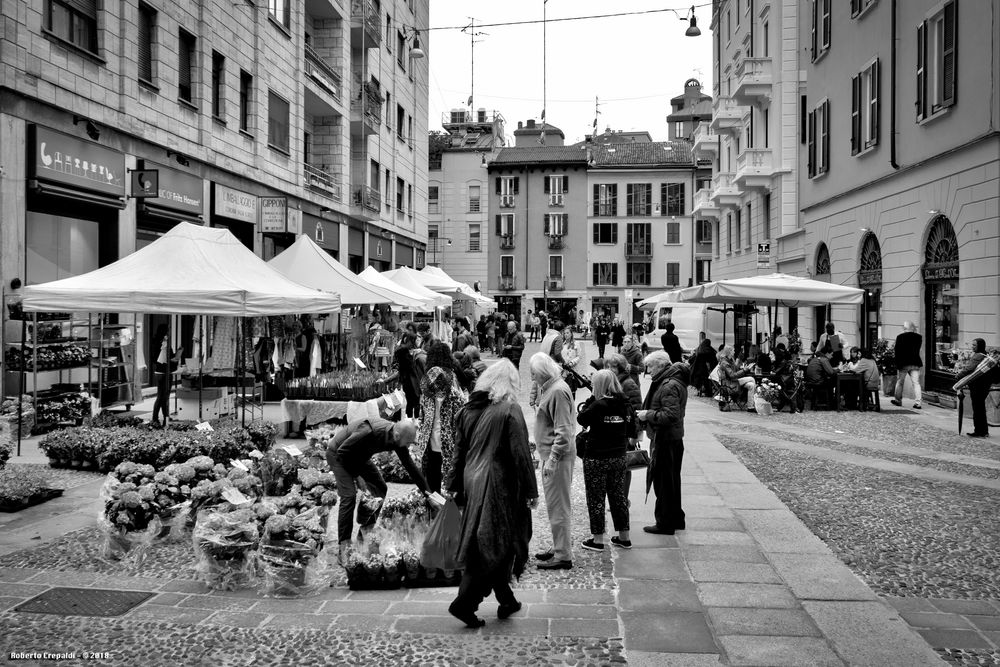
(309, 336, 323, 376)
(212, 317, 237, 370)
(268, 316, 285, 340)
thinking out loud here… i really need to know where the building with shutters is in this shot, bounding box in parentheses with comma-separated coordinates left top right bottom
(427, 108, 505, 293)
(703, 0, 999, 403)
(587, 142, 712, 326)
(486, 145, 589, 323)
(0, 0, 430, 392)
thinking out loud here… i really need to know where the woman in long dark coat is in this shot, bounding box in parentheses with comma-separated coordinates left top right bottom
(447, 359, 539, 628)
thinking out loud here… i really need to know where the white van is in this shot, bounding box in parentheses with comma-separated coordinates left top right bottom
(641, 303, 728, 358)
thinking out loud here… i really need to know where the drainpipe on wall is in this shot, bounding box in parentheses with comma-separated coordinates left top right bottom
(890, 0, 900, 170)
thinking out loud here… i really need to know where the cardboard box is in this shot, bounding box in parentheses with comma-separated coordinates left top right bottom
(176, 398, 221, 421)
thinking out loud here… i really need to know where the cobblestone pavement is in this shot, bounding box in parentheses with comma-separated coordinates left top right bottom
(707, 395, 1000, 667)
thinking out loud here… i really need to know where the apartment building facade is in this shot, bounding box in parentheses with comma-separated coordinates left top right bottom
(796, 0, 1000, 399)
(588, 142, 713, 326)
(486, 146, 589, 322)
(426, 108, 504, 292)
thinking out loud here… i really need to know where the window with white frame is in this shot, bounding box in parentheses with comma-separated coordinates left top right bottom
(593, 263, 618, 286)
(626, 183, 652, 216)
(267, 90, 289, 153)
(852, 59, 880, 154)
(495, 213, 515, 237)
(807, 99, 830, 178)
(627, 262, 651, 286)
(665, 219, 681, 244)
(545, 213, 567, 237)
(468, 184, 481, 212)
(500, 255, 514, 277)
(468, 223, 481, 252)
(851, 0, 877, 18)
(810, 0, 831, 61)
(545, 175, 568, 206)
(661, 183, 685, 216)
(593, 184, 618, 216)
(428, 185, 439, 214)
(549, 255, 564, 279)
(696, 259, 711, 284)
(696, 219, 713, 245)
(268, 0, 289, 28)
(665, 262, 680, 287)
(727, 213, 733, 252)
(496, 176, 519, 207)
(916, 0, 957, 121)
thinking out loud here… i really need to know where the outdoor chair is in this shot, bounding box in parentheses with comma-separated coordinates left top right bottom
(860, 386, 881, 412)
(805, 382, 834, 410)
(712, 380, 748, 411)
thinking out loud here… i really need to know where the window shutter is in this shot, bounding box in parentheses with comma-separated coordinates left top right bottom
(870, 60, 880, 145)
(66, 0, 97, 17)
(851, 74, 860, 154)
(821, 101, 830, 172)
(178, 33, 191, 94)
(807, 110, 816, 177)
(593, 183, 599, 214)
(611, 225, 618, 244)
(916, 22, 926, 120)
(626, 184, 634, 216)
(660, 184, 667, 215)
(592, 224, 599, 244)
(513, 177, 519, 194)
(810, 0, 818, 60)
(610, 184, 617, 215)
(942, 0, 957, 107)
(495, 177, 501, 195)
(495, 214, 501, 236)
(563, 175, 569, 192)
(645, 184, 652, 215)
(822, 0, 831, 50)
(138, 6, 153, 82)
(544, 177, 550, 194)
(851, 0, 860, 16)
(677, 184, 685, 215)
(543, 214, 550, 235)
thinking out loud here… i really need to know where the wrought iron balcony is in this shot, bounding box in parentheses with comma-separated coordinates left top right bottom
(499, 194, 515, 208)
(499, 235, 515, 249)
(625, 242, 652, 259)
(547, 235, 564, 249)
(498, 275, 516, 290)
(350, 0, 381, 46)
(304, 44, 343, 102)
(303, 163, 343, 202)
(546, 276, 564, 291)
(353, 185, 381, 218)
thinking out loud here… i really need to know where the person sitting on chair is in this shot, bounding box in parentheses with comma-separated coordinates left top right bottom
(805, 343, 838, 408)
(770, 346, 798, 413)
(716, 346, 756, 412)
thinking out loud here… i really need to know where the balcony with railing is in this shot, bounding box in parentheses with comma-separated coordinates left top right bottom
(350, 81, 382, 135)
(710, 172, 742, 208)
(304, 163, 343, 202)
(352, 184, 381, 220)
(733, 57, 773, 104)
(692, 187, 720, 219)
(499, 235, 515, 249)
(350, 0, 381, 46)
(692, 123, 719, 158)
(734, 148, 774, 190)
(548, 193, 564, 207)
(710, 96, 749, 134)
(547, 234, 564, 249)
(546, 276, 564, 291)
(498, 275, 516, 290)
(499, 194, 515, 208)
(304, 44, 343, 104)
(625, 242, 652, 259)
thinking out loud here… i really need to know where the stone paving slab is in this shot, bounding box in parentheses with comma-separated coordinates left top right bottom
(713, 483, 788, 510)
(549, 618, 621, 637)
(733, 509, 833, 555)
(625, 651, 724, 666)
(684, 505, 741, 519)
(617, 580, 701, 612)
(929, 598, 1000, 616)
(696, 583, 799, 609)
(716, 635, 844, 667)
(622, 529, 680, 548)
(127, 603, 214, 625)
(968, 614, 1000, 631)
(615, 548, 689, 581)
(917, 628, 994, 649)
(478, 617, 550, 636)
(686, 517, 745, 531)
(676, 530, 756, 546)
(901, 611, 976, 629)
(683, 545, 769, 564)
(619, 611, 717, 653)
(205, 610, 271, 628)
(706, 607, 822, 637)
(526, 603, 618, 619)
(885, 596, 939, 612)
(682, 494, 727, 507)
(767, 553, 878, 601)
(319, 599, 392, 615)
(687, 561, 782, 584)
(802, 600, 945, 665)
(0, 595, 23, 611)
(263, 614, 333, 631)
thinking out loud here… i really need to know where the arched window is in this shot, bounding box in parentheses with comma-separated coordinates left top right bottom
(858, 233, 883, 348)
(922, 215, 960, 382)
(814, 243, 831, 340)
(815, 243, 831, 277)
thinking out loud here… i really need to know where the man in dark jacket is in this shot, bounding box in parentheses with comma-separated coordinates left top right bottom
(660, 321, 684, 364)
(501, 320, 526, 368)
(327, 419, 430, 547)
(956, 338, 992, 438)
(891, 321, 923, 409)
(453, 317, 476, 354)
(689, 337, 718, 396)
(637, 352, 690, 535)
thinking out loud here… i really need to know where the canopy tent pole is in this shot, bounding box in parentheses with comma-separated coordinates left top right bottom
(240, 316, 247, 429)
(16, 317, 27, 457)
(166, 314, 173, 429)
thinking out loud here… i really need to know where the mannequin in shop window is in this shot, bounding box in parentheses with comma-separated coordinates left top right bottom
(151, 324, 182, 428)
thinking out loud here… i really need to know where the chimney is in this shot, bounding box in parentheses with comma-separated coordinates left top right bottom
(518, 120, 524, 129)
(526, 119, 536, 128)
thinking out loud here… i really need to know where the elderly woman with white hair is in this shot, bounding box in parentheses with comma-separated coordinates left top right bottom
(636, 350, 690, 535)
(717, 345, 757, 411)
(447, 360, 538, 628)
(530, 351, 577, 570)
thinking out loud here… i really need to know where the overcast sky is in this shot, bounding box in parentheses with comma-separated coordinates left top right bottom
(424, 0, 715, 145)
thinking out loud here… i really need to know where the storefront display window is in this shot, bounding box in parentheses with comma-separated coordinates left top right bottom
(922, 215, 960, 391)
(858, 232, 883, 349)
(26, 212, 100, 284)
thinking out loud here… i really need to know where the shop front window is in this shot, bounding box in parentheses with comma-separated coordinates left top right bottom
(922, 215, 960, 385)
(858, 232, 882, 349)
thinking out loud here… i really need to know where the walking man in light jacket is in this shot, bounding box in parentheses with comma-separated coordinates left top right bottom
(530, 352, 576, 570)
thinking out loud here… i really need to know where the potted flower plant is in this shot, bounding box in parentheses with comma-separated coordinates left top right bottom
(753, 380, 782, 415)
(872, 338, 897, 396)
(193, 506, 260, 591)
(258, 491, 330, 596)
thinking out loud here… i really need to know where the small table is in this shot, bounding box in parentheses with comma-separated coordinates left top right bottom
(835, 373, 863, 412)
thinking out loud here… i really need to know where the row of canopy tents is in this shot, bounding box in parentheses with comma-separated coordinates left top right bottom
(21, 222, 494, 315)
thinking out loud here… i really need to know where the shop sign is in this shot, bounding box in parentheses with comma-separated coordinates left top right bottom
(29, 124, 125, 196)
(214, 184, 257, 224)
(130, 169, 159, 198)
(259, 196, 288, 233)
(287, 208, 302, 235)
(144, 162, 203, 214)
(922, 264, 959, 281)
(757, 242, 771, 268)
(858, 269, 882, 287)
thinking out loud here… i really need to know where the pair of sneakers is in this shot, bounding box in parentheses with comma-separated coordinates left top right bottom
(581, 537, 632, 551)
(890, 399, 921, 409)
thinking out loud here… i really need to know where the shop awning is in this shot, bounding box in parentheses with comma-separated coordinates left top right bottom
(20, 221, 342, 316)
(682, 273, 864, 306)
(268, 235, 423, 308)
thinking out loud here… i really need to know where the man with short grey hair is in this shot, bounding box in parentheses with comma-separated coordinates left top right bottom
(530, 352, 576, 570)
(892, 321, 923, 409)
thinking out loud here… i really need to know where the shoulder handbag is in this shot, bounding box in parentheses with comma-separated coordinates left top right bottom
(626, 441, 651, 470)
(575, 401, 590, 458)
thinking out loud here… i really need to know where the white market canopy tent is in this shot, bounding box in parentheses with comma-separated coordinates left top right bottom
(414, 265, 467, 293)
(20, 222, 342, 316)
(684, 273, 864, 307)
(380, 267, 453, 309)
(637, 285, 702, 310)
(268, 235, 423, 309)
(359, 266, 438, 311)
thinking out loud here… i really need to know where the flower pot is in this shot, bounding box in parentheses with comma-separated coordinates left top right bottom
(882, 374, 897, 397)
(753, 397, 774, 415)
(268, 565, 307, 596)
